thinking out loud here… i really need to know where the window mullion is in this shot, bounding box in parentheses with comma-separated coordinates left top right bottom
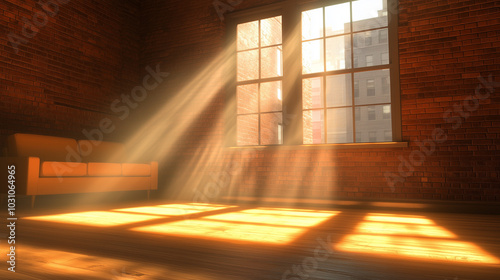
(350, 1, 356, 143)
(323, 7, 327, 144)
(282, 2, 303, 145)
(258, 20, 262, 145)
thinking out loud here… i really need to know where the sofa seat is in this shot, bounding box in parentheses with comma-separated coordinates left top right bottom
(122, 163, 151, 176)
(88, 162, 122, 176)
(40, 162, 87, 177)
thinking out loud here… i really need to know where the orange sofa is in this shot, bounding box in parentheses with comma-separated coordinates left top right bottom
(1, 133, 158, 207)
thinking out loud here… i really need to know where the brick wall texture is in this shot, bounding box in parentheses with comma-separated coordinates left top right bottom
(1, 0, 499, 201)
(0, 0, 141, 144)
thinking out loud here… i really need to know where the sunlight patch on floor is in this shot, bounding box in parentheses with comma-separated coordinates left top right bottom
(24, 211, 164, 227)
(131, 208, 340, 244)
(202, 208, 337, 227)
(112, 203, 236, 216)
(336, 213, 500, 264)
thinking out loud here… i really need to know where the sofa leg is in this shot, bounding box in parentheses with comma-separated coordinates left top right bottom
(31, 195, 36, 208)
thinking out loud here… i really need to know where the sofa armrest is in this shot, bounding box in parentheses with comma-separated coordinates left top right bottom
(0, 157, 40, 195)
(150, 161, 158, 190)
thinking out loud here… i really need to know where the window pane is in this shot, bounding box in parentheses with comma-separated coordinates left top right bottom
(327, 108, 353, 143)
(352, 0, 388, 32)
(302, 8, 323, 40)
(354, 69, 391, 105)
(237, 50, 259, 81)
(237, 21, 259, 51)
(237, 84, 258, 114)
(302, 39, 324, 74)
(355, 105, 392, 142)
(261, 113, 283, 145)
(303, 109, 324, 144)
(261, 16, 282, 47)
(325, 2, 351, 36)
(326, 74, 352, 107)
(260, 81, 282, 112)
(353, 31, 388, 68)
(302, 77, 323, 109)
(326, 35, 351, 71)
(261, 47, 283, 78)
(237, 114, 259, 145)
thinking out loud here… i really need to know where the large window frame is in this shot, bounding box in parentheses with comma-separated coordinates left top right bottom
(225, 0, 401, 147)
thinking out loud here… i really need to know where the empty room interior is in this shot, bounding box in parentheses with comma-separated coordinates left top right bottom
(1, 0, 499, 279)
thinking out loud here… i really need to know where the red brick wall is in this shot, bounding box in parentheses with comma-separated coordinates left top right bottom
(140, 0, 499, 202)
(395, 0, 500, 200)
(0, 0, 142, 147)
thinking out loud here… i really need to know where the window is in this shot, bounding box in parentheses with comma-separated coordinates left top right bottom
(383, 105, 391, 119)
(236, 16, 283, 146)
(366, 79, 375, 96)
(368, 107, 376, 120)
(366, 55, 373, 67)
(230, 0, 400, 146)
(365, 31, 372, 46)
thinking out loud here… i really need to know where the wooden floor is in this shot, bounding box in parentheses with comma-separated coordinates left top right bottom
(1, 198, 500, 280)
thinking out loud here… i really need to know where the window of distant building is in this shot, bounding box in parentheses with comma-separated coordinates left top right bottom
(366, 55, 373, 66)
(367, 79, 375, 96)
(365, 31, 372, 46)
(368, 107, 376, 120)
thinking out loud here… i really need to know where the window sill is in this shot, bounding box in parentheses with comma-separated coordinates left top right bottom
(227, 141, 408, 150)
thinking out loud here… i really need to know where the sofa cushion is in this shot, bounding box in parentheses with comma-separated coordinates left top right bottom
(122, 163, 151, 176)
(41, 162, 87, 177)
(8, 133, 79, 162)
(78, 140, 125, 163)
(88, 162, 122, 176)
